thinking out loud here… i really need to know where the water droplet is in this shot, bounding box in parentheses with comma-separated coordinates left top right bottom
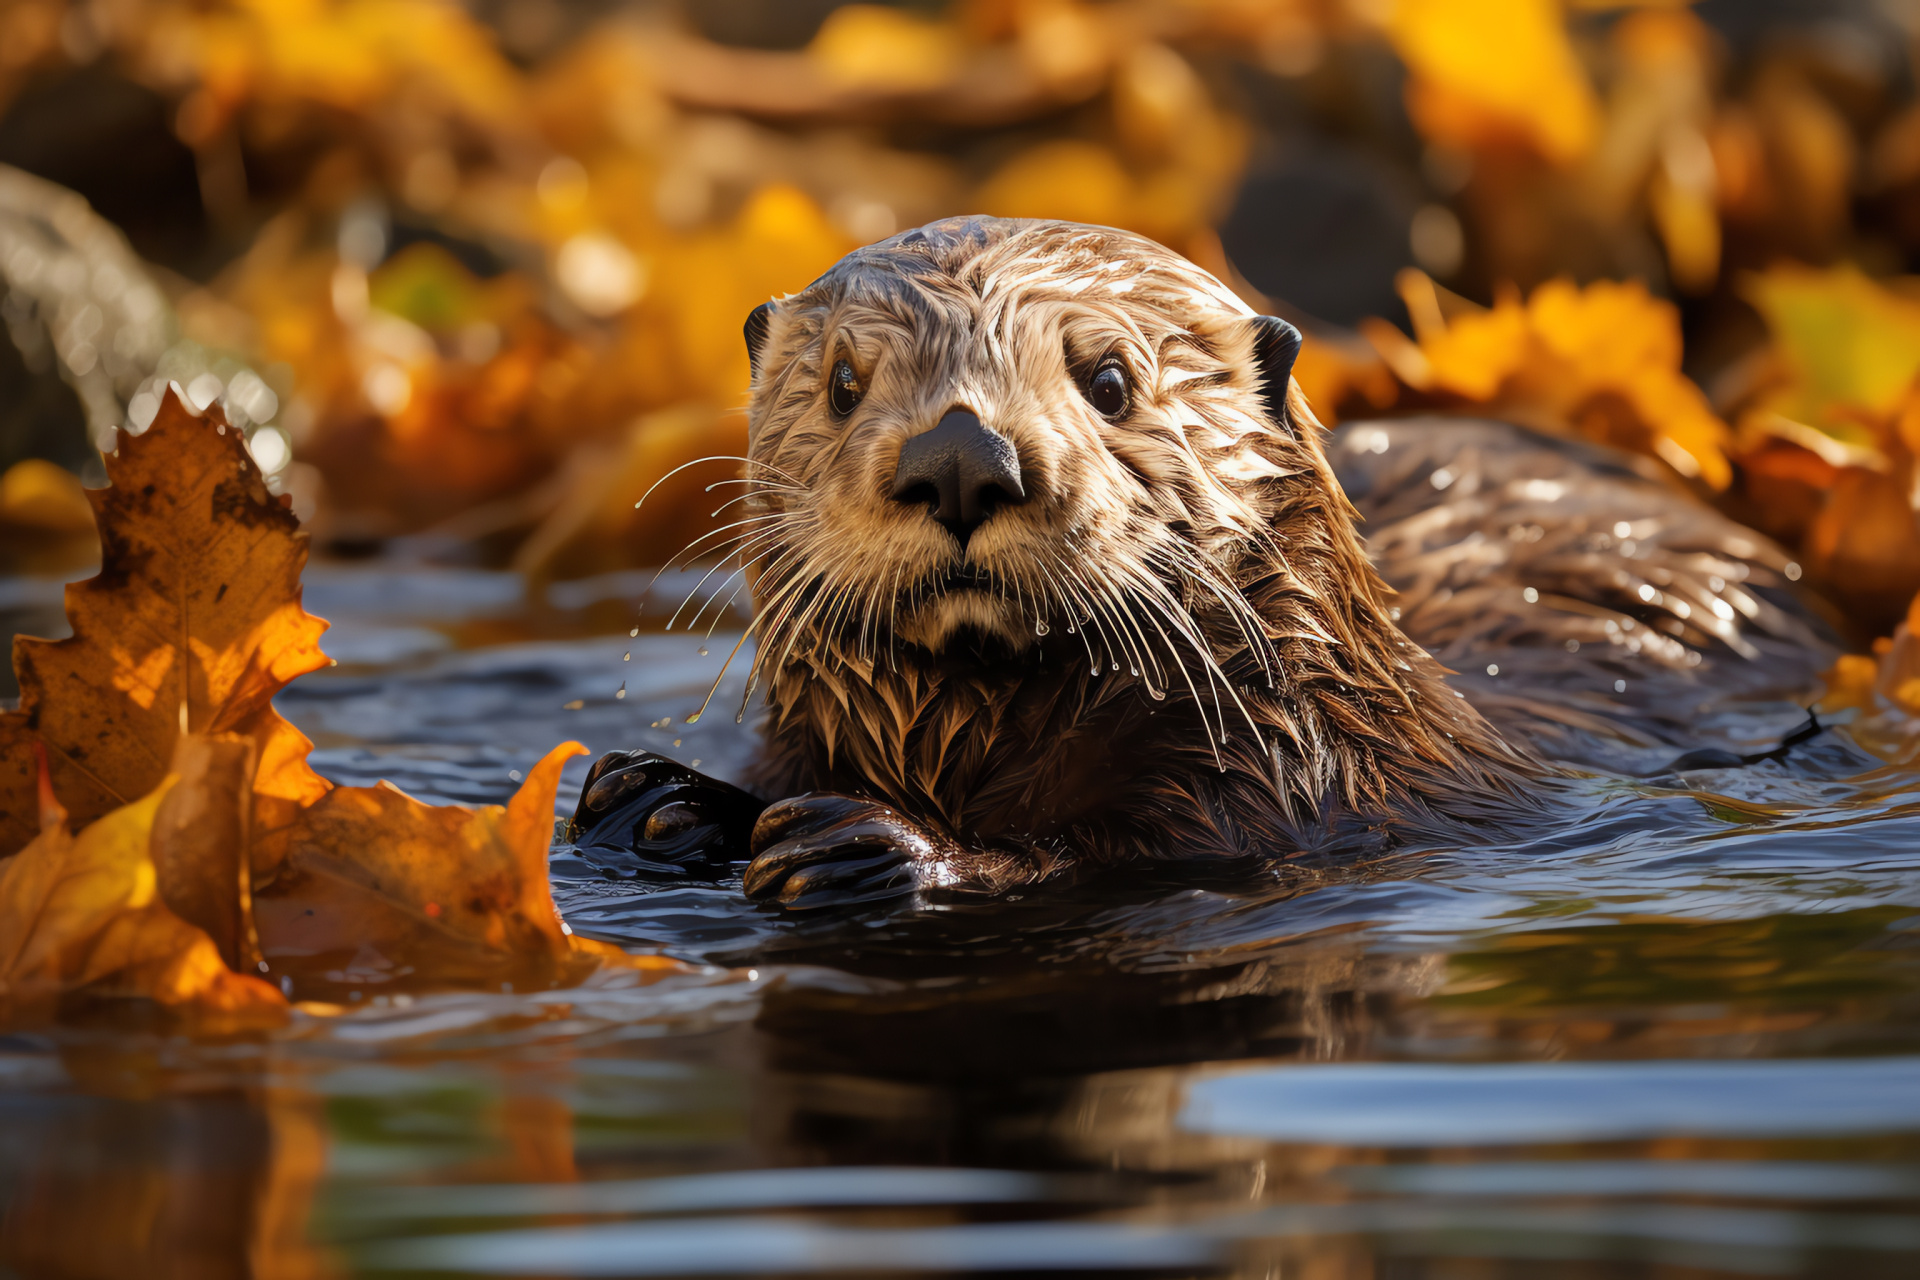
(1035, 620, 1050, 637)
(672, 737, 682, 747)
(660, 716, 672, 726)
(1129, 665, 1138, 676)
(1066, 623, 1076, 633)
(698, 645, 709, 656)
(629, 627, 639, 637)
(1111, 661, 1120, 671)
(615, 682, 626, 699)
(623, 651, 631, 661)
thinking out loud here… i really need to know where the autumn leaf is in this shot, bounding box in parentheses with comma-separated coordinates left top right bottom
(0, 390, 331, 858)
(1389, 0, 1599, 166)
(1733, 265, 1920, 626)
(253, 740, 597, 995)
(0, 745, 285, 1024)
(0, 388, 678, 1019)
(1363, 272, 1735, 489)
(1742, 262, 1920, 432)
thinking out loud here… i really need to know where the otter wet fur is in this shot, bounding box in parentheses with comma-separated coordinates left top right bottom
(569, 217, 1833, 909)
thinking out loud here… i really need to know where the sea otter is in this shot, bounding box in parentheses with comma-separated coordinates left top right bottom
(570, 217, 1830, 908)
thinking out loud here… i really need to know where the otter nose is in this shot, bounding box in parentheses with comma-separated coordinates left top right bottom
(889, 407, 1024, 549)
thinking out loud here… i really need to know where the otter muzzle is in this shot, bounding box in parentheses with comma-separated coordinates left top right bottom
(889, 408, 1025, 550)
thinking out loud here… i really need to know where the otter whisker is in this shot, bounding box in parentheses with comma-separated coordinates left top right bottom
(1035, 560, 1102, 672)
(701, 566, 764, 639)
(639, 508, 805, 630)
(1161, 544, 1281, 687)
(1117, 575, 1229, 767)
(666, 517, 808, 631)
(680, 545, 816, 725)
(685, 530, 795, 636)
(704, 476, 804, 492)
(710, 547, 820, 720)
(632, 455, 807, 515)
(1086, 569, 1160, 687)
(1119, 560, 1271, 757)
(708, 489, 793, 520)
(662, 510, 796, 573)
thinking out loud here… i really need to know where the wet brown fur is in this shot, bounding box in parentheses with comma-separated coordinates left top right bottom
(730, 218, 1540, 885)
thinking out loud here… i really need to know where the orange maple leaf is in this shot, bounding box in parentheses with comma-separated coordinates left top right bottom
(0, 389, 675, 1020)
(0, 743, 285, 1025)
(0, 390, 331, 858)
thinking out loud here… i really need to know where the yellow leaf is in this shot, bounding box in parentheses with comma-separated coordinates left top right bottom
(0, 767, 285, 1024)
(1743, 263, 1920, 427)
(976, 140, 1133, 230)
(253, 742, 594, 994)
(1390, 0, 1600, 165)
(0, 389, 332, 857)
(0, 459, 95, 535)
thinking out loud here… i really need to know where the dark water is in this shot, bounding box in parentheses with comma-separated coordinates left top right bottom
(4, 564, 1920, 1278)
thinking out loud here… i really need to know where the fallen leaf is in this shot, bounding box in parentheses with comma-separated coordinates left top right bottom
(1375, 273, 1735, 488)
(1390, 0, 1599, 166)
(0, 747, 286, 1024)
(0, 390, 332, 859)
(1743, 263, 1920, 430)
(1, 388, 682, 1017)
(151, 732, 262, 974)
(249, 740, 668, 997)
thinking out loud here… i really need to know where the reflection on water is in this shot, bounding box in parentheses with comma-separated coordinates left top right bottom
(3, 564, 1920, 1278)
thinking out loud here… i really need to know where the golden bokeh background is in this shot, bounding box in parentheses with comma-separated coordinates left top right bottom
(1, 0, 1918, 657)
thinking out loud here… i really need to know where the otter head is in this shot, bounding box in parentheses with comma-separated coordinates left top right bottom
(738, 216, 1332, 695)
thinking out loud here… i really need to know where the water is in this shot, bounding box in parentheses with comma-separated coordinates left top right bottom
(4, 564, 1920, 1278)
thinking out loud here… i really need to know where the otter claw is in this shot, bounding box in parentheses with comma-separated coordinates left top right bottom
(744, 793, 944, 909)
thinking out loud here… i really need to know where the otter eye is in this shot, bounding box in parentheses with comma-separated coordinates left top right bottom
(1086, 362, 1129, 418)
(829, 360, 864, 416)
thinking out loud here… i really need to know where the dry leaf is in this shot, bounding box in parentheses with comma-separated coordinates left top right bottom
(1, 389, 680, 1018)
(0, 390, 332, 858)
(1390, 0, 1599, 166)
(151, 733, 262, 974)
(0, 749, 285, 1024)
(254, 741, 589, 994)
(1374, 273, 1734, 488)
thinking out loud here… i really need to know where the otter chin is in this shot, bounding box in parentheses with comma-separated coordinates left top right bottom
(569, 216, 1831, 909)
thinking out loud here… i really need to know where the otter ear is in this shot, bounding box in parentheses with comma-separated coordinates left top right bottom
(1246, 314, 1302, 430)
(744, 302, 774, 379)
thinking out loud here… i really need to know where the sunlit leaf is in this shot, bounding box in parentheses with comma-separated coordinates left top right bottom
(1390, 0, 1600, 165)
(1743, 263, 1920, 427)
(0, 390, 331, 858)
(0, 756, 286, 1024)
(254, 741, 594, 993)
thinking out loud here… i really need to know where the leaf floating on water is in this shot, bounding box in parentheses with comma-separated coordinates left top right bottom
(0, 390, 682, 1023)
(0, 744, 285, 1026)
(253, 742, 594, 992)
(0, 389, 331, 858)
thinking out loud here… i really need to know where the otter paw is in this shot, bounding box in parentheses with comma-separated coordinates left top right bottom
(567, 751, 764, 880)
(743, 794, 947, 909)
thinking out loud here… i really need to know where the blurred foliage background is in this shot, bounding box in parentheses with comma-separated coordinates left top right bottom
(2, 0, 1920, 664)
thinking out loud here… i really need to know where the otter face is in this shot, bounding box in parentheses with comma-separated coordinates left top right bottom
(737, 217, 1307, 687)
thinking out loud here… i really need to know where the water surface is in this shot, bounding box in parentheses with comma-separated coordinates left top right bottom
(3, 563, 1919, 1278)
